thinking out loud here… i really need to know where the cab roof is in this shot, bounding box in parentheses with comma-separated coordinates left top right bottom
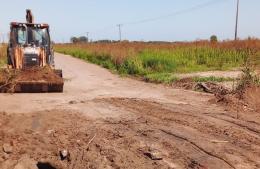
(10, 22, 49, 28)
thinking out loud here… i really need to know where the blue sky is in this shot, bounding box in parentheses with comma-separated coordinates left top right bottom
(0, 0, 259, 42)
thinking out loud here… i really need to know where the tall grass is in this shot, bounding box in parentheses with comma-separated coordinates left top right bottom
(55, 40, 259, 83)
(237, 49, 260, 89)
(124, 47, 246, 74)
(0, 44, 7, 67)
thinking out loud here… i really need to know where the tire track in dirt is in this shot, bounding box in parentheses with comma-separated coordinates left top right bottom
(202, 111, 260, 128)
(160, 129, 235, 169)
(96, 97, 260, 169)
(100, 98, 260, 148)
(99, 117, 208, 169)
(162, 103, 260, 137)
(100, 109, 246, 169)
(205, 114, 260, 135)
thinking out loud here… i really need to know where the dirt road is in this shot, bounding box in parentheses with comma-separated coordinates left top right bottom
(0, 53, 260, 169)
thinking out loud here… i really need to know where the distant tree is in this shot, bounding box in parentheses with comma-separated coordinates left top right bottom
(70, 36, 88, 43)
(70, 37, 78, 43)
(95, 40, 112, 43)
(78, 36, 88, 43)
(247, 36, 258, 41)
(122, 40, 129, 43)
(210, 35, 218, 43)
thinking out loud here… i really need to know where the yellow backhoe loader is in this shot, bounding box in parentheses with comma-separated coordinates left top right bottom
(0, 10, 63, 93)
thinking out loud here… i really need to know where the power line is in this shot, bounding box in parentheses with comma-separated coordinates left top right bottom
(123, 0, 230, 25)
(70, 0, 231, 41)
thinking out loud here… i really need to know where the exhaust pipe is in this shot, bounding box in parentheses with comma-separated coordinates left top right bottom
(26, 9, 34, 24)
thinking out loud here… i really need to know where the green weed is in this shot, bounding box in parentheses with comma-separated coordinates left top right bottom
(55, 41, 255, 84)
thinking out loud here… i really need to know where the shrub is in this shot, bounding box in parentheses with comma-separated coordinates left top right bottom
(210, 35, 218, 43)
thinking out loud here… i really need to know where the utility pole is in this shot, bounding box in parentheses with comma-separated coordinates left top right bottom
(2, 34, 5, 43)
(117, 24, 122, 41)
(235, 0, 240, 40)
(0, 33, 5, 43)
(86, 32, 89, 42)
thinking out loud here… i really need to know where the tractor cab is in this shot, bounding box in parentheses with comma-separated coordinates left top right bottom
(10, 22, 50, 48)
(8, 22, 54, 69)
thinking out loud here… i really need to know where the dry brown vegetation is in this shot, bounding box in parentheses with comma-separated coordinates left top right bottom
(0, 44, 6, 66)
(56, 40, 260, 65)
(56, 40, 260, 84)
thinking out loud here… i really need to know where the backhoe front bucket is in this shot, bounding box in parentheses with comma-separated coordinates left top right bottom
(13, 81, 63, 93)
(0, 68, 64, 93)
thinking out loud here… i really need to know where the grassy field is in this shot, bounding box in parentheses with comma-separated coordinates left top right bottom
(55, 40, 260, 84)
(0, 44, 6, 67)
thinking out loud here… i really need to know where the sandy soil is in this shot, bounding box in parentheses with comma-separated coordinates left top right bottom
(177, 70, 242, 79)
(0, 53, 260, 169)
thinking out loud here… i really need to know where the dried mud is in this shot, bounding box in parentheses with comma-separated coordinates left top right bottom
(1, 96, 260, 169)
